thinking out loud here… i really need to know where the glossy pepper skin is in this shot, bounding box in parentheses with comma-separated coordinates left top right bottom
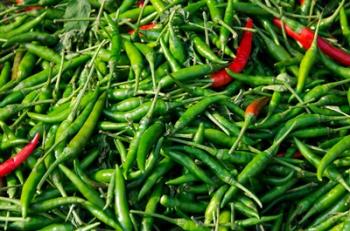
(273, 18, 350, 66)
(5, 1, 350, 230)
(0, 133, 40, 177)
(211, 18, 254, 88)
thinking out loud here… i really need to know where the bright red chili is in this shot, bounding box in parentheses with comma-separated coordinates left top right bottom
(128, 22, 157, 35)
(245, 96, 269, 117)
(0, 133, 40, 177)
(273, 18, 350, 66)
(211, 18, 254, 88)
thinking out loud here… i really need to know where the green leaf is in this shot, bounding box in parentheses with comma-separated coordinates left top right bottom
(63, 0, 91, 33)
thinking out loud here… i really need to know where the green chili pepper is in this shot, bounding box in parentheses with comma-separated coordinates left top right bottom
(166, 173, 199, 185)
(21, 151, 46, 217)
(104, 13, 121, 63)
(311, 193, 350, 227)
(31, 196, 85, 212)
(160, 37, 181, 72)
(134, 42, 157, 89)
(191, 33, 227, 64)
(1, 12, 46, 39)
(118, 0, 138, 13)
(219, 0, 235, 50)
(111, 97, 144, 112)
(123, 92, 165, 176)
(340, 6, 350, 45)
(80, 148, 100, 170)
(11, 49, 25, 81)
(173, 95, 227, 133)
(169, 25, 186, 64)
(82, 200, 123, 230)
(296, 31, 318, 95)
(318, 134, 350, 180)
(25, 43, 62, 65)
(301, 182, 349, 223)
(150, 0, 166, 13)
(226, 70, 284, 86)
(58, 164, 113, 217)
(131, 210, 210, 231)
(210, 34, 235, 57)
(0, 100, 52, 122)
(138, 158, 174, 201)
(3, 32, 58, 48)
(320, 52, 350, 79)
(218, 210, 231, 231)
(104, 100, 180, 122)
(137, 121, 164, 170)
(173, 145, 261, 207)
(259, 31, 299, 77)
(13, 55, 90, 92)
(261, 177, 298, 204)
(160, 194, 207, 213)
(118, 6, 156, 21)
(306, 212, 347, 231)
(114, 164, 133, 231)
(0, 61, 11, 88)
(164, 149, 214, 185)
(0, 15, 28, 34)
(91, 169, 114, 184)
(38, 223, 74, 231)
(17, 51, 37, 81)
(221, 122, 296, 207)
(123, 40, 144, 94)
(141, 185, 162, 231)
(37, 92, 106, 189)
(8, 216, 57, 231)
(205, 185, 229, 224)
(318, 0, 345, 31)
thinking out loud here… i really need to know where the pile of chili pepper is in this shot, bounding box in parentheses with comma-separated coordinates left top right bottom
(0, 0, 350, 230)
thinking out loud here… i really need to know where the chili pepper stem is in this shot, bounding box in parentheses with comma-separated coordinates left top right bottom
(131, 210, 179, 224)
(0, 217, 25, 222)
(217, 19, 237, 39)
(53, 51, 65, 101)
(133, 0, 151, 40)
(123, 86, 161, 177)
(229, 115, 252, 154)
(168, 137, 215, 154)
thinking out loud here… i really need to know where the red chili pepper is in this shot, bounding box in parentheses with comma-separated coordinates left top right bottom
(16, 0, 42, 12)
(272, 18, 313, 48)
(211, 69, 231, 88)
(211, 18, 254, 88)
(299, 0, 305, 4)
(229, 97, 269, 154)
(245, 97, 269, 117)
(0, 133, 40, 177)
(25, 6, 42, 11)
(273, 18, 350, 66)
(136, 0, 145, 7)
(128, 22, 157, 35)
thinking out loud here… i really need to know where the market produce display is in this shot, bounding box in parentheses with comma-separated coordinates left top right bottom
(1, 0, 350, 230)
